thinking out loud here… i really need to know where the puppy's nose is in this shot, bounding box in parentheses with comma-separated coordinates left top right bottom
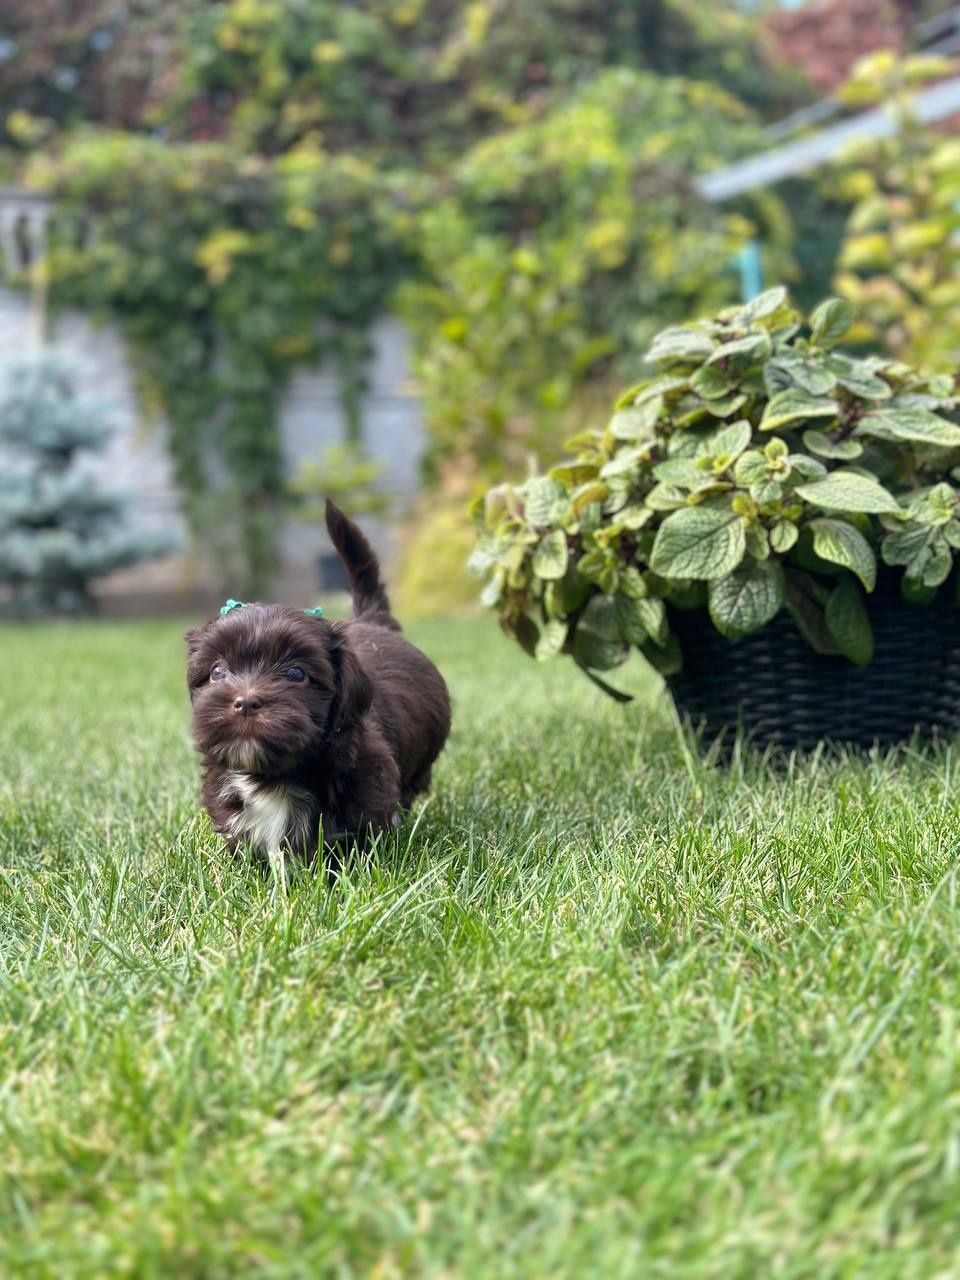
(233, 692, 263, 716)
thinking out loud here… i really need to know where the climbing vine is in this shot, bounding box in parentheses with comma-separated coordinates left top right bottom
(31, 134, 413, 590)
(10, 1, 809, 591)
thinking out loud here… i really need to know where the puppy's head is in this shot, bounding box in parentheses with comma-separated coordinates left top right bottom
(185, 605, 371, 774)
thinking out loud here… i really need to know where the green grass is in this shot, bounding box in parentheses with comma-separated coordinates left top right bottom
(2, 617, 960, 1278)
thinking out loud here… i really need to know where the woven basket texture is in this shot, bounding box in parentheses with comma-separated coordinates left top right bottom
(666, 572, 960, 750)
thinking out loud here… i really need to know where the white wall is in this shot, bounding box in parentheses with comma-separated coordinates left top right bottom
(0, 281, 423, 607)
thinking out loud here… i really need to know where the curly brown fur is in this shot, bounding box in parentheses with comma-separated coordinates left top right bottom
(186, 501, 450, 867)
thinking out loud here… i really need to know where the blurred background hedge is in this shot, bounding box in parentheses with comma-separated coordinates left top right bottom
(1, 0, 955, 609)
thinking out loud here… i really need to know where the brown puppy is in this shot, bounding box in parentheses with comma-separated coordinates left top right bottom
(186, 501, 450, 869)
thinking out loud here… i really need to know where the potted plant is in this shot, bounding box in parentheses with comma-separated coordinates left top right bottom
(471, 288, 960, 748)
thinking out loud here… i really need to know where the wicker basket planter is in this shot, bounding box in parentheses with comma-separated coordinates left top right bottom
(666, 573, 960, 750)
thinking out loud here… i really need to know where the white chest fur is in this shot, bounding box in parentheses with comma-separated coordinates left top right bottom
(220, 772, 312, 859)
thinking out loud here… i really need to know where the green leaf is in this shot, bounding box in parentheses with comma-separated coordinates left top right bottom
(549, 463, 597, 489)
(881, 522, 937, 573)
(825, 577, 874, 666)
(531, 529, 569, 580)
(572, 626, 625, 672)
(617, 503, 654, 530)
(922, 544, 952, 587)
(765, 355, 837, 397)
(523, 477, 567, 526)
(746, 523, 770, 560)
(770, 519, 799, 553)
(700, 391, 748, 419)
(649, 507, 746, 580)
(760, 389, 838, 432)
(616, 594, 649, 645)
(794, 470, 900, 514)
(786, 454, 828, 481)
(635, 595, 667, 645)
(738, 285, 788, 322)
(857, 408, 960, 448)
(653, 458, 704, 486)
(580, 594, 622, 641)
(802, 429, 864, 461)
(610, 397, 662, 440)
(784, 570, 839, 655)
(646, 327, 715, 366)
(690, 365, 731, 400)
(600, 448, 648, 479)
(834, 369, 892, 401)
(570, 481, 609, 515)
(479, 569, 505, 609)
(534, 618, 568, 661)
(646, 483, 688, 511)
(705, 419, 752, 460)
(708, 559, 784, 637)
(810, 297, 856, 347)
(751, 478, 783, 505)
(733, 450, 768, 485)
(707, 331, 772, 365)
(809, 518, 877, 591)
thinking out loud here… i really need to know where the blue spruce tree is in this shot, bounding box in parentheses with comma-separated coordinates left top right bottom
(0, 355, 177, 615)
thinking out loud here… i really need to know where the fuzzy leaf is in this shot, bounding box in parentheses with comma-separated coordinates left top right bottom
(610, 397, 662, 440)
(760, 389, 838, 432)
(534, 618, 568, 661)
(708, 559, 784, 637)
(733, 451, 768, 485)
(825, 577, 874, 666)
(738, 285, 788, 322)
(523, 477, 567, 526)
(802, 430, 864, 461)
(765, 355, 837, 397)
(770, 519, 799, 553)
(794, 470, 900, 514)
(784, 570, 839, 656)
(810, 297, 856, 347)
(531, 529, 569, 580)
(809, 518, 877, 591)
(705, 419, 752, 460)
(616, 594, 649, 645)
(646, 328, 714, 366)
(857, 408, 960, 448)
(617, 503, 654, 530)
(650, 507, 746, 580)
(707, 331, 772, 365)
(690, 365, 731, 400)
(635, 595, 667, 645)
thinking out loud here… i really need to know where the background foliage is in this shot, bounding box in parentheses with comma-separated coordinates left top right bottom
(833, 49, 960, 373)
(1, 0, 811, 594)
(0, 353, 175, 614)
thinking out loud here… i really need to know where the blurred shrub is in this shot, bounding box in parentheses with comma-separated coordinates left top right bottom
(0, 354, 176, 615)
(398, 69, 793, 479)
(833, 50, 960, 370)
(168, 0, 802, 161)
(31, 133, 412, 594)
(16, 3, 808, 599)
(287, 443, 391, 521)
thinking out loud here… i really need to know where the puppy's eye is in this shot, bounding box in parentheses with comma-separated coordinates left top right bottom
(285, 666, 305, 682)
(211, 665, 228, 681)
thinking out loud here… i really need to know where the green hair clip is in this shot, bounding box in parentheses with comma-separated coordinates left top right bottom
(219, 599, 324, 618)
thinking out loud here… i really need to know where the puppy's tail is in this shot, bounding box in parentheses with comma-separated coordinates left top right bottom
(325, 499, 400, 630)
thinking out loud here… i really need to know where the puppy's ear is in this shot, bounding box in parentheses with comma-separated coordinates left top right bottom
(329, 624, 372, 732)
(184, 626, 208, 701)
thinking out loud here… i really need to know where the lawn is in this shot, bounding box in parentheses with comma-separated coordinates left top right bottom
(2, 617, 960, 1278)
